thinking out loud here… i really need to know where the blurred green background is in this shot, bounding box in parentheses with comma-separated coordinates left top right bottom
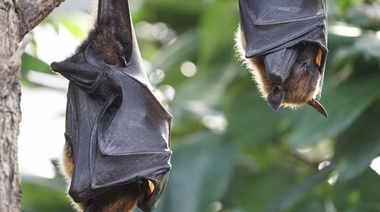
(20, 0, 380, 211)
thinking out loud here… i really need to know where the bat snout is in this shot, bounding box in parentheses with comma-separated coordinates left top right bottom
(267, 86, 285, 112)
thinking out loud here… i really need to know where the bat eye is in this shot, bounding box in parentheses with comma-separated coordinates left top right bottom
(301, 58, 311, 69)
(294, 56, 309, 73)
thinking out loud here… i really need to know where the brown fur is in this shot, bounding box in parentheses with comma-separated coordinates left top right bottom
(61, 141, 85, 211)
(84, 184, 140, 212)
(61, 140, 141, 212)
(281, 50, 320, 105)
(91, 10, 132, 66)
(235, 25, 322, 109)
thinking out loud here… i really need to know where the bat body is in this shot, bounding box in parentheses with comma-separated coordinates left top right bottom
(235, 0, 328, 116)
(51, 0, 172, 211)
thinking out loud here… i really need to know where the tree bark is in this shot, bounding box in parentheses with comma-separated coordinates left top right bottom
(0, 0, 64, 211)
(0, 1, 22, 211)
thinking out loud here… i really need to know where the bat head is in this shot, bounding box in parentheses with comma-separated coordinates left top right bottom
(235, 26, 327, 117)
(266, 43, 327, 117)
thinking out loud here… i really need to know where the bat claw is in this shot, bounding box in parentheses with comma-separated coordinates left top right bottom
(308, 99, 328, 117)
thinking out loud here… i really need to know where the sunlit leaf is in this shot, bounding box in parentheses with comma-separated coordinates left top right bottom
(21, 53, 51, 74)
(46, 12, 91, 39)
(151, 30, 199, 73)
(346, 3, 380, 30)
(21, 53, 52, 86)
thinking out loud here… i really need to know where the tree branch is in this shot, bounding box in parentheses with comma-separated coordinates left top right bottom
(17, 0, 65, 40)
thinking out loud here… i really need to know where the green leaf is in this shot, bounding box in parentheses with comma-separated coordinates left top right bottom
(265, 165, 334, 212)
(151, 29, 199, 72)
(45, 12, 91, 39)
(153, 132, 235, 212)
(226, 74, 300, 147)
(289, 77, 380, 148)
(237, 166, 298, 211)
(21, 53, 52, 86)
(21, 180, 71, 212)
(353, 33, 380, 61)
(21, 53, 51, 74)
(336, 0, 362, 16)
(332, 101, 380, 181)
(198, 1, 239, 64)
(141, 0, 205, 32)
(333, 168, 380, 211)
(346, 3, 380, 31)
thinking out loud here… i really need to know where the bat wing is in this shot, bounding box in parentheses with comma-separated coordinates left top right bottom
(239, 0, 328, 100)
(50, 0, 172, 211)
(92, 65, 172, 211)
(239, 0, 327, 57)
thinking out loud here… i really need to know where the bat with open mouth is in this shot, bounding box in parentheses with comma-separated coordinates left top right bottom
(50, 0, 172, 211)
(235, 0, 328, 117)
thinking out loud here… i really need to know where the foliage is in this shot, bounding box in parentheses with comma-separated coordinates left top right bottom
(21, 0, 380, 211)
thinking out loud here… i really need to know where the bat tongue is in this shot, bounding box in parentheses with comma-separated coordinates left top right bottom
(263, 46, 300, 84)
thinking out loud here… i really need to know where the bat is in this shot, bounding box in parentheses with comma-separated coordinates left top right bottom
(235, 0, 328, 117)
(50, 0, 172, 211)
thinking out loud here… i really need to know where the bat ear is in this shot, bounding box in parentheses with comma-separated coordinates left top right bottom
(267, 86, 284, 112)
(308, 99, 328, 117)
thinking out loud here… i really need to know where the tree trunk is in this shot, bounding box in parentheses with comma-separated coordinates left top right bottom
(0, 0, 64, 211)
(0, 1, 22, 211)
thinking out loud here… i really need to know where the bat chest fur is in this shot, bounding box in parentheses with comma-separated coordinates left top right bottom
(281, 66, 320, 104)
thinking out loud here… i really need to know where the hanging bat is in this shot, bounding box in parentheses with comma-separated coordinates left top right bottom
(50, 0, 172, 211)
(235, 0, 328, 117)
